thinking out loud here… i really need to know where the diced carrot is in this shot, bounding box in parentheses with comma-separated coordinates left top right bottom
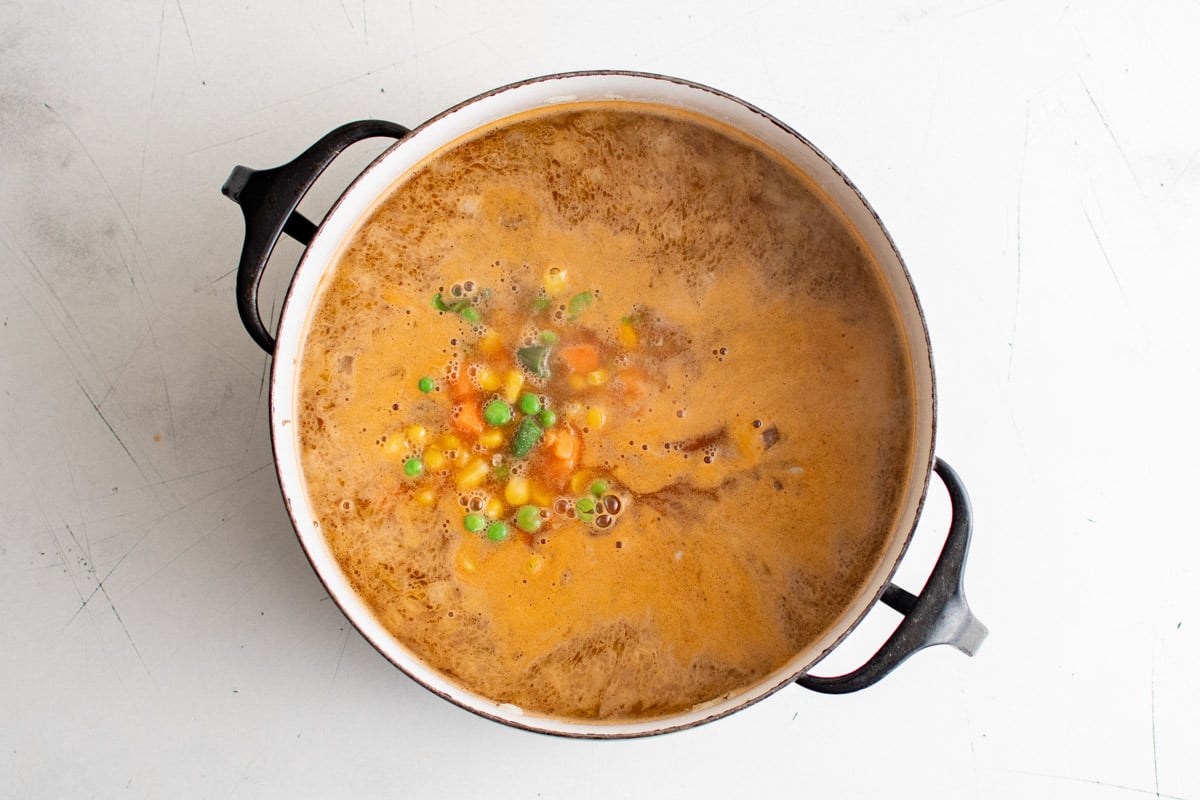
(551, 427, 577, 460)
(616, 367, 651, 402)
(452, 400, 484, 435)
(451, 364, 477, 401)
(559, 343, 601, 374)
(529, 425, 581, 492)
(538, 457, 575, 493)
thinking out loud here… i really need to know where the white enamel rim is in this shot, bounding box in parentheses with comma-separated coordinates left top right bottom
(268, 71, 936, 738)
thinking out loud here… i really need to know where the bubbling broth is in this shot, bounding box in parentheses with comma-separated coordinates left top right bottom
(296, 102, 916, 722)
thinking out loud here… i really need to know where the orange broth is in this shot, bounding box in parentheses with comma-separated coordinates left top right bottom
(295, 102, 916, 721)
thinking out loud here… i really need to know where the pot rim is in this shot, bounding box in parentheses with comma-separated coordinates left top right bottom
(267, 70, 936, 738)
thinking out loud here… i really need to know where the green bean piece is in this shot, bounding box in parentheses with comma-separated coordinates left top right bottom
(516, 344, 552, 378)
(511, 416, 543, 458)
(589, 479, 608, 497)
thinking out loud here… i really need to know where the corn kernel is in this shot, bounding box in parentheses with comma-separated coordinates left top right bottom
(405, 425, 427, 445)
(484, 496, 505, 518)
(477, 367, 502, 392)
(480, 329, 503, 355)
(569, 471, 592, 495)
(478, 429, 504, 449)
(457, 551, 477, 573)
(416, 488, 437, 507)
(452, 449, 471, 468)
(568, 373, 588, 392)
(503, 370, 524, 403)
(587, 407, 606, 429)
(383, 437, 406, 458)
(527, 554, 545, 574)
(439, 433, 462, 450)
(529, 481, 554, 507)
(543, 266, 568, 296)
(504, 475, 531, 506)
(586, 368, 608, 386)
(423, 450, 447, 471)
(618, 320, 639, 348)
(456, 458, 490, 491)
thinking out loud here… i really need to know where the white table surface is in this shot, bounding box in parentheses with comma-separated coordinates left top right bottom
(3, 1, 1197, 797)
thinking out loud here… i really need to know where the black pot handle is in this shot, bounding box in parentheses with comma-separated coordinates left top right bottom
(796, 457, 987, 694)
(222, 120, 411, 353)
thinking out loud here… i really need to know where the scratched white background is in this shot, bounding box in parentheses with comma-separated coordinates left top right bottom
(2, 0, 1197, 797)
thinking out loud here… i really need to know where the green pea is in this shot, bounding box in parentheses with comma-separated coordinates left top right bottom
(417, 376, 434, 393)
(518, 392, 542, 416)
(486, 520, 509, 542)
(589, 479, 608, 497)
(463, 513, 487, 533)
(575, 496, 596, 522)
(483, 399, 513, 426)
(516, 505, 542, 533)
(434, 292, 473, 314)
(538, 408, 557, 428)
(539, 330, 559, 344)
(404, 457, 424, 478)
(568, 291, 594, 316)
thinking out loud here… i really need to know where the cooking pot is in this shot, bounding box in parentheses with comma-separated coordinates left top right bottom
(221, 71, 986, 737)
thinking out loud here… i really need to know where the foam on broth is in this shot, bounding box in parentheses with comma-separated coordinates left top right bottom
(296, 102, 916, 722)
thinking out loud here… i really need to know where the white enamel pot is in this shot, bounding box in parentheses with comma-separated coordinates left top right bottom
(223, 71, 986, 738)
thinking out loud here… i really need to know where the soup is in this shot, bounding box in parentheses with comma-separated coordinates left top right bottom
(295, 102, 916, 722)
